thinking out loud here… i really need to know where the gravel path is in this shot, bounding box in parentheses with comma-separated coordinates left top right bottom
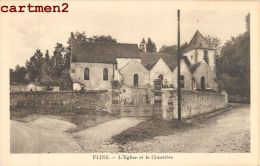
(11, 118, 83, 153)
(72, 118, 144, 152)
(119, 104, 250, 153)
(11, 104, 249, 153)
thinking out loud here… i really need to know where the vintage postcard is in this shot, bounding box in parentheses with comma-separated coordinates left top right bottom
(0, 0, 259, 166)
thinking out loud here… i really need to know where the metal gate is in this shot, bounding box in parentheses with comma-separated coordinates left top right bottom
(119, 86, 154, 117)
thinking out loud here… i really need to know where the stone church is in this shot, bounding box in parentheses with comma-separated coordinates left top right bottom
(70, 30, 218, 91)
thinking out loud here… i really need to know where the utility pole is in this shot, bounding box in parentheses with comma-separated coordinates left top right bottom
(177, 9, 181, 121)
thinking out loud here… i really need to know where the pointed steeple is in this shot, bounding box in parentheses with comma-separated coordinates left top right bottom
(182, 30, 213, 53)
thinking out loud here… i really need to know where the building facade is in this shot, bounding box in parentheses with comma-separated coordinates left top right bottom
(70, 30, 218, 91)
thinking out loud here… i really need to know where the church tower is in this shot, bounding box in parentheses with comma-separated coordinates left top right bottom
(182, 30, 216, 76)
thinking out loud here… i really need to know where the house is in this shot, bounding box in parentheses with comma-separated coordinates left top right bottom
(70, 30, 218, 92)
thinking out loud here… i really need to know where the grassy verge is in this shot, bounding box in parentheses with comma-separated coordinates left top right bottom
(112, 119, 193, 145)
(11, 108, 118, 133)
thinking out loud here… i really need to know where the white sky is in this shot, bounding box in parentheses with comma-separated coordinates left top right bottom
(8, 1, 249, 68)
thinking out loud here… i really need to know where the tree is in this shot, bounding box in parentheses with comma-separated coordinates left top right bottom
(146, 37, 157, 52)
(52, 43, 66, 77)
(159, 45, 177, 54)
(205, 35, 222, 57)
(139, 38, 146, 52)
(59, 69, 73, 91)
(26, 49, 44, 81)
(246, 13, 250, 33)
(10, 65, 28, 84)
(216, 14, 250, 102)
(89, 35, 117, 43)
(159, 43, 188, 54)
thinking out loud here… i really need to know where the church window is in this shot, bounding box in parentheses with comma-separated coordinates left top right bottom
(103, 68, 108, 80)
(180, 75, 185, 88)
(84, 67, 89, 80)
(134, 74, 139, 86)
(204, 50, 209, 64)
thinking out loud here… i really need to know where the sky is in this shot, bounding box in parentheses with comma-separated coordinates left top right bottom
(8, 1, 249, 68)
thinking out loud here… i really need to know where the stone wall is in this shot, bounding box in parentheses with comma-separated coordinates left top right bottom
(161, 89, 228, 119)
(10, 91, 112, 113)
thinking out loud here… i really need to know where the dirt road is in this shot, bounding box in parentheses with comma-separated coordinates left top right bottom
(11, 104, 249, 153)
(119, 104, 250, 153)
(11, 117, 144, 153)
(11, 118, 83, 153)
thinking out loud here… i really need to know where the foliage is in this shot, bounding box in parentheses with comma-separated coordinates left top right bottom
(216, 14, 250, 102)
(10, 31, 118, 91)
(159, 43, 188, 54)
(205, 35, 221, 57)
(10, 66, 28, 84)
(159, 45, 177, 54)
(139, 38, 146, 52)
(59, 70, 73, 91)
(88, 35, 117, 43)
(25, 49, 44, 82)
(52, 43, 66, 77)
(146, 37, 157, 52)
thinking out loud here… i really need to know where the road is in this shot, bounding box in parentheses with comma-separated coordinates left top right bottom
(120, 104, 250, 153)
(10, 118, 83, 153)
(10, 117, 144, 153)
(10, 104, 250, 153)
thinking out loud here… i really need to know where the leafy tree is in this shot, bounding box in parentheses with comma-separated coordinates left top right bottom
(25, 49, 44, 81)
(159, 45, 177, 54)
(10, 65, 28, 84)
(45, 50, 50, 62)
(146, 37, 157, 52)
(205, 35, 221, 57)
(216, 14, 250, 102)
(246, 13, 250, 33)
(59, 69, 73, 90)
(139, 38, 146, 52)
(159, 43, 188, 54)
(52, 43, 66, 77)
(89, 35, 117, 43)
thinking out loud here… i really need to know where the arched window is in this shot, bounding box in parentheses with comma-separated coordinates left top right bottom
(201, 76, 205, 89)
(204, 50, 209, 64)
(134, 74, 139, 87)
(158, 74, 163, 80)
(84, 68, 89, 80)
(103, 68, 108, 80)
(180, 75, 185, 88)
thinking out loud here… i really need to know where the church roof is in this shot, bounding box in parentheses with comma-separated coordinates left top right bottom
(189, 62, 201, 73)
(71, 41, 140, 64)
(140, 52, 190, 71)
(182, 30, 214, 53)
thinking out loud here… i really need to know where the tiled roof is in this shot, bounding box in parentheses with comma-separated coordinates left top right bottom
(189, 62, 201, 73)
(71, 41, 140, 64)
(140, 52, 190, 71)
(182, 30, 214, 53)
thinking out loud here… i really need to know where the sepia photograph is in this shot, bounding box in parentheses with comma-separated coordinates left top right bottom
(7, 4, 252, 154)
(1, 1, 259, 166)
